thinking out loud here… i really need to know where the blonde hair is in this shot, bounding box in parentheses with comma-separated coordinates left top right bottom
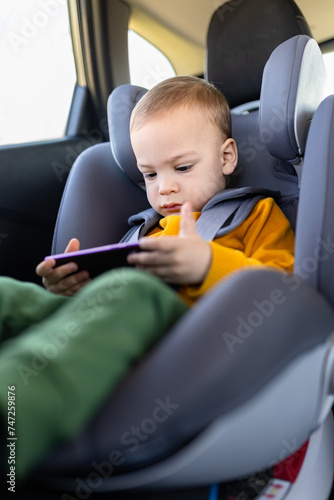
(130, 75, 231, 139)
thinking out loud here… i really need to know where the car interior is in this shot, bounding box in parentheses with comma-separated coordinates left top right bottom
(1, 0, 334, 499)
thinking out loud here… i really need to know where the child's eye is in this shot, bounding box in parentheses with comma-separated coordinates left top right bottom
(176, 164, 193, 172)
(143, 172, 156, 180)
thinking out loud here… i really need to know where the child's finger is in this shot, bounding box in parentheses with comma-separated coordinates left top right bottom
(65, 238, 80, 253)
(179, 202, 197, 238)
(35, 258, 56, 277)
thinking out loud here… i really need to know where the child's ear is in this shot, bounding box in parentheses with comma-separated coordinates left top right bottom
(220, 138, 238, 175)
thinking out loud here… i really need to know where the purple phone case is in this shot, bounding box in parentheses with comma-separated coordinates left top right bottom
(45, 242, 141, 278)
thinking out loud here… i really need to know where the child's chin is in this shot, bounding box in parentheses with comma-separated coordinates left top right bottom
(162, 211, 181, 217)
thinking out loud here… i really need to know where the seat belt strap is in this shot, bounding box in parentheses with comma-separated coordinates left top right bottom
(120, 208, 161, 243)
(121, 187, 280, 243)
(195, 198, 242, 240)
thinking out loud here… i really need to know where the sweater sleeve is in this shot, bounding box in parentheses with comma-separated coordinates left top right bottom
(179, 198, 294, 304)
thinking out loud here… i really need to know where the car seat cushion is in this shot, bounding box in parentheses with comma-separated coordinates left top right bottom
(205, 0, 312, 109)
(259, 35, 326, 164)
(107, 84, 147, 188)
(294, 95, 334, 304)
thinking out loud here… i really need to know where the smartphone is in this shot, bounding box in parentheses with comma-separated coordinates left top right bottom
(45, 242, 141, 278)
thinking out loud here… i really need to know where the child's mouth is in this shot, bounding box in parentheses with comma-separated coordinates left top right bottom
(162, 204, 182, 213)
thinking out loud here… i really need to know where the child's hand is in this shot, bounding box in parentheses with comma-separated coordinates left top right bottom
(35, 238, 91, 296)
(127, 202, 212, 285)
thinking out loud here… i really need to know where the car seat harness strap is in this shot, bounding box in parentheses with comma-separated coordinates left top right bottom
(121, 187, 280, 242)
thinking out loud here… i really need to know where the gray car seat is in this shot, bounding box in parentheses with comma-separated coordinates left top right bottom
(52, 0, 313, 255)
(30, 32, 334, 500)
(206, 0, 312, 109)
(206, 0, 313, 232)
(286, 93, 334, 500)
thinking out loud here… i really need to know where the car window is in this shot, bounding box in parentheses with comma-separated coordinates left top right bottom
(0, 0, 76, 146)
(128, 30, 176, 89)
(323, 51, 334, 98)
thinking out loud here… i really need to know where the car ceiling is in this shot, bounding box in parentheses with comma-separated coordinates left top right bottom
(125, 0, 334, 77)
(126, 0, 334, 47)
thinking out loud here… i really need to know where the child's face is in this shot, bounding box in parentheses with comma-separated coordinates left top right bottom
(130, 106, 238, 217)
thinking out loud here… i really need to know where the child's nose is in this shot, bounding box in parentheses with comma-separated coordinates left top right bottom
(158, 175, 178, 195)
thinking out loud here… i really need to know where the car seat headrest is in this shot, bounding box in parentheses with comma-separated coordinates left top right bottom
(259, 35, 326, 167)
(206, 0, 312, 109)
(107, 84, 148, 188)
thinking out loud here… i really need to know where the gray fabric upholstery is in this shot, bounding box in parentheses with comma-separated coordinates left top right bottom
(294, 95, 334, 306)
(103, 35, 325, 234)
(52, 143, 149, 254)
(259, 35, 326, 164)
(205, 0, 312, 109)
(229, 108, 299, 198)
(35, 268, 334, 476)
(107, 84, 147, 188)
(45, 7, 334, 491)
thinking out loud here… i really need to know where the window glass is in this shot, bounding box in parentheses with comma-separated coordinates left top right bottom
(0, 0, 76, 146)
(323, 52, 334, 98)
(128, 30, 176, 89)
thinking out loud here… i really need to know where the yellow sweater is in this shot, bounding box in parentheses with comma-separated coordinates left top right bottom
(148, 197, 295, 306)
